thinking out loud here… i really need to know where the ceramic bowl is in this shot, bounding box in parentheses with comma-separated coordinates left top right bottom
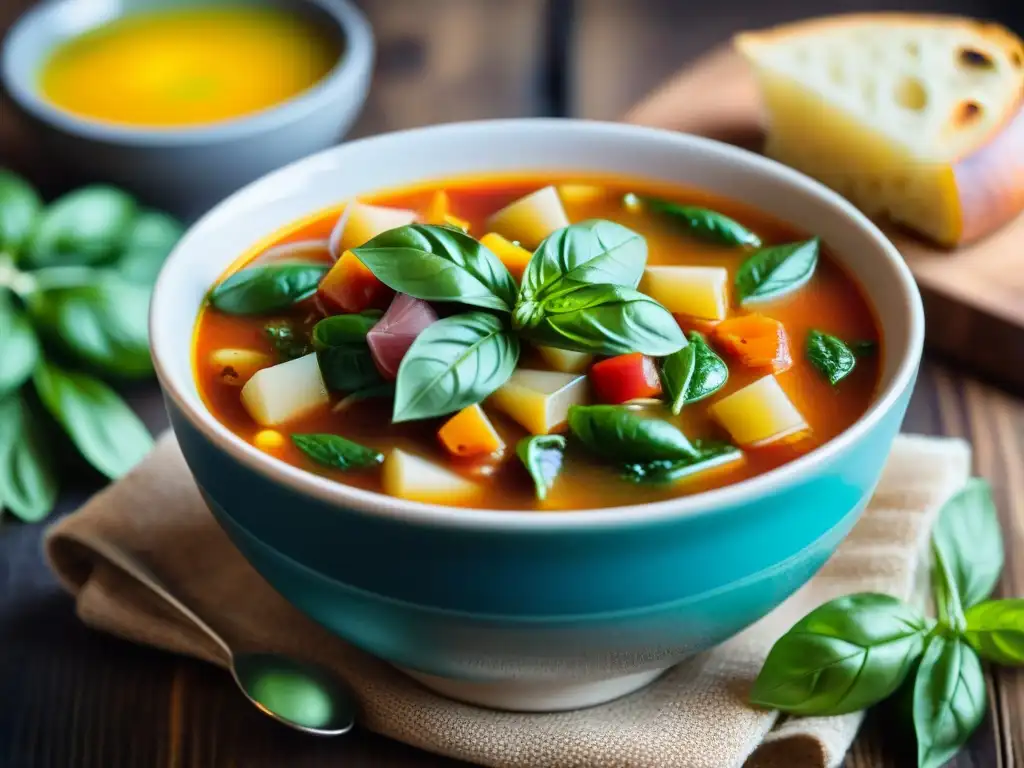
(1, 0, 373, 220)
(151, 119, 924, 712)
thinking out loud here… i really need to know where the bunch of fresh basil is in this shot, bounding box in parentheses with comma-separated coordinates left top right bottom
(0, 169, 182, 522)
(751, 479, 1022, 768)
(349, 220, 686, 422)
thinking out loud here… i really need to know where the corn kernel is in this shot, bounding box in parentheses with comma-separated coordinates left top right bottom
(254, 430, 286, 452)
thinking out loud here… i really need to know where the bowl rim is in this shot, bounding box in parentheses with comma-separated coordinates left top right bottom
(151, 118, 925, 532)
(0, 0, 374, 146)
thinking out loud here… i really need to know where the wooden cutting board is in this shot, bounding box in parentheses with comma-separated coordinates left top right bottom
(625, 47, 1024, 391)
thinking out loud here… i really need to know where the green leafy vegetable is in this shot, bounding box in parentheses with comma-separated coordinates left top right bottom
(644, 198, 761, 247)
(393, 312, 519, 422)
(806, 330, 857, 386)
(964, 599, 1024, 666)
(116, 210, 185, 284)
(515, 282, 685, 357)
(352, 224, 518, 312)
(265, 320, 314, 362)
(519, 220, 646, 302)
(913, 635, 986, 768)
(0, 395, 57, 522)
(660, 332, 728, 414)
(25, 186, 138, 268)
(27, 273, 152, 377)
(932, 479, 1002, 609)
(735, 238, 819, 305)
(568, 405, 699, 463)
(849, 340, 878, 357)
(312, 312, 382, 392)
(750, 593, 930, 716)
(516, 434, 566, 501)
(0, 296, 39, 396)
(291, 433, 384, 471)
(207, 262, 328, 315)
(0, 169, 43, 255)
(33, 361, 153, 480)
(333, 382, 396, 413)
(623, 441, 742, 484)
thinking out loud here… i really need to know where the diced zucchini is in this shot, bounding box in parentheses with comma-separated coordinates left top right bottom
(338, 201, 418, 251)
(240, 353, 329, 427)
(709, 375, 809, 447)
(382, 448, 482, 505)
(438, 404, 505, 458)
(640, 266, 729, 320)
(489, 369, 588, 435)
(209, 348, 274, 387)
(486, 186, 570, 249)
(536, 345, 593, 374)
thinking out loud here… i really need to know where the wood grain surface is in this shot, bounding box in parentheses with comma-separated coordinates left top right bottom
(1, 1, 1023, 767)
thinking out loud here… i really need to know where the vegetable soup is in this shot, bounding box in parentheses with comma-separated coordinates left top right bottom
(194, 176, 881, 511)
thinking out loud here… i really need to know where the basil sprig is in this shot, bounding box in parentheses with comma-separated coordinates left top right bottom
(0, 170, 170, 521)
(568, 405, 699, 463)
(265, 319, 314, 362)
(643, 197, 762, 248)
(623, 441, 741, 484)
(806, 330, 856, 386)
(752, 478, 1022, 767)
(516, 434, 566, 501)
(660, 332, 728, 414)
(208, 261, 328, 315)
(291, 433, 384, 471)
(736, 238, 819, 305)
(312, 311, 382, 393)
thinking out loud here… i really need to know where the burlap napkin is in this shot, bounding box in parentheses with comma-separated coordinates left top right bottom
(44, 431, 970, 768)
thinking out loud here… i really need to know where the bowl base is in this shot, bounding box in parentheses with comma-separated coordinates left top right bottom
(396, 665, 671, 712)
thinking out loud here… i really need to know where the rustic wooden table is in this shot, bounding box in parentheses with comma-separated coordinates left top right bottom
(2, 1, 1022, 766)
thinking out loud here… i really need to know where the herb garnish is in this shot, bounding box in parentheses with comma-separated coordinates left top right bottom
(516, 434, 566, 501)
(643, 198, 762, 248)
(291, 433, 384, 470)
(660, 332, 728, 414)
(806, 330, 857, 385)
(736, 238, 819, 305)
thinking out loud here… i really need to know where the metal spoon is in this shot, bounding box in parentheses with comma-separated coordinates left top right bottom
(88, 538, 357, 736)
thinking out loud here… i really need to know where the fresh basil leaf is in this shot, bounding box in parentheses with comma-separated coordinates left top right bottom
(931, 538, 967, 633)
(623, 441, 742, 484)
(750, 593, 930, 716)
(353, 224, 517, 312)
(208, 262, 328, 315)
(736, 238, 819, 305)
(849, 340, 877, 357)
(964, 599, 1024, 666)
(292, 433, 383, 471)
(25, 186, 137, 268)
(33, 361, 153, 479)
(519, 220, 646, 302)
(27, 272, 152, 377)
(568, 405, 699, 463)
(116, 210, 184, 284)
(393, 312, 519, 422)
(0, 297, 40, 396)
(661, 331, 727, 414)
(807, 330, 856, 386)
(265, 320, 314, 362)
(913, 634, 987, 768)
(312, 312, 382, 392)
(644, 198, 761, 248)
(516, 282, 685, 357)
(932, 479, 1002, 609)
(0, 169, 43, 256)
(0, 395, 58, 522)
(516, 434, 566, 501)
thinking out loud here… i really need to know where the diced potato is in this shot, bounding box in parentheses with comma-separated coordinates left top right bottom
(425, 190, 451, 224)
(486, 186, 570, 249)
(709, 375, 809, 447)
(382, 448, 482, 505)
(209, 348, 274, 387)
(338, 201, 417, 251)
(488, 369, 588, 435)
(480, 232, 532, 281)
(253, 430, 286, 452)
(240, 354, 329, 427)
(558, 184, 605, 204)
(438, 404, 505, 458)
(640, 266, 729, 321)
(536, 345, 593, 374)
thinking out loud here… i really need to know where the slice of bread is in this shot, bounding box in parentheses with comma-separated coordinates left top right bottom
(736, 14, 1024, 246)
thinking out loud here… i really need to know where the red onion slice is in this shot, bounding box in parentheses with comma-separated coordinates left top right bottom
(367, 294, 439, 380)
(250, 239, 330, 267)
(328, 203, 354, 261)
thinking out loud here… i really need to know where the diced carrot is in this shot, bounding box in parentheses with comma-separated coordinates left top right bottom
(674, 313, 721, 336)
(711, 314, 793, 374)
(318, 250, 392, 314)
(480, 232, 532, 281)
(438, 404, 506, 458)
(425, 190, 451, 224)
(590, 353, 662, 404)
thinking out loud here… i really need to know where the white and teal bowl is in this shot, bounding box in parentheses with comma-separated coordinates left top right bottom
(151, 120, 924, 712)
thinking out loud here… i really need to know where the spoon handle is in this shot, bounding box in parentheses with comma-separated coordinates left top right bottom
(82, 535, 234, 661)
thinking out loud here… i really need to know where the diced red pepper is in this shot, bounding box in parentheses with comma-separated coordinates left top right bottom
(318, 250, 393, 314)
(711, 313, 793, 374)
(590, 353, 662, 404)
